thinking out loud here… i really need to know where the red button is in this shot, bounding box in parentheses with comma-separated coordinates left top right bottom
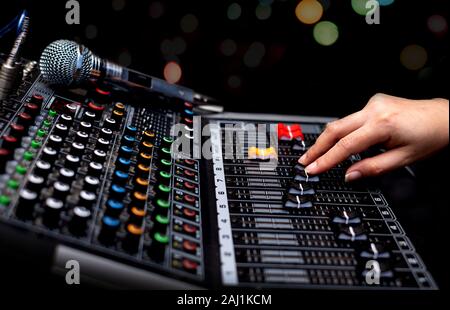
(184, 102, 193, 109)
(24, 103, 39, 116)
(184, 169, 195, 177)
(183, 223, 197, 234)
(183, 208, 196, 218)
(95, 87, 110, 96)
(184, 194, 196, 204)
(184, 181, 196, 190)
(17, 112, 32, 126)
(30, 93, 43, 105)
(182, 258, 198, 271)
(183, 240, 198, 253)
(88, 101, 105, 112)
(184, 159, 195, 166)
(10, 123, 25, 137)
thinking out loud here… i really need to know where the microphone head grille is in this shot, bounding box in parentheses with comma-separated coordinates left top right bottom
(39, 40, 94, 86)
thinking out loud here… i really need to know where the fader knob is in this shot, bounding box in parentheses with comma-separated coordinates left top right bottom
(16, 189, 38, 219)
(142, 130, 155, 143)
(30, 93, 44, 106)
(83, 175, 100, 192)
(88, 162, 103, 177)
(123, 224, 144, 253)
(69, 206, 91, 236)
(79, 121, 93, 133)
(116, 157, 131, 172)
(124, 125, 137, 136)
(161, 136, 173, 149)
(113, 170, 129, 185)
(65, 154, 81, 170)
(1, 135, 19, 150)
(34, 160, 52, 177)
(135, 164, 150, 179)
(130, 191, 147, 209)
(128, 207, 146, 225)
(60, 114, 73, 126)
(53, 181, 70, 200)
(98, 215, 120, 245)
(79, 190, 96, 209)
(17, 112, 32, 128)
(48, 134, 63, 149)
(70, 142, 85, 157)
(159, 147, 172, 161)
(109, 184, 126, 200)
(137, 152, 152, 166)
(119, 145, 133, 159)
(95, 138, 110, 151)
(54, 123, 68, 137)
(43, 197, 64, 228)
(9, 123, 25, 139)
(121, 135, 135, 147)
(92, 149, 107, 163)
(24, 102, 40, 117)
(157, 170, 171, 186)
(103, 117, 117, 131)
(105, 199, 124, 217)
(155, 184, 171, 201)
(41, 146, 57, 162)
(58, 167, 75, 184)
(83, 111, 96, 123)
(26, 174, 45, 192)
(74, 131, 89, 144)
(99, 128, 113, 140)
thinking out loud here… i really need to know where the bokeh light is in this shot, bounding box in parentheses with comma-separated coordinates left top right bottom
(418, 67, 432, 81)
(149, 2, 164, 19)
(244, 42, 266, 68)
(400, 44, 428, 71)
(256, 4, 272, 20)
(227, 3, 242, 20)
(180, 14, 199, 33)
(112, 0, 125, 11)
(220, 39, 237, 56)
(378, 0, 395, 6)
(313, 21, 339, 46)
(163, 61, 182, 84)
(228, 75, 242, 89)
(351, 0, 370, 16)
(427, 15, 448, 36)
(85, 24, 98, 40)
(295, 0, 323, 25)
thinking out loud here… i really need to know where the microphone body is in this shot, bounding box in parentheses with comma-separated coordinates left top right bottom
(39, 40, 217, 106)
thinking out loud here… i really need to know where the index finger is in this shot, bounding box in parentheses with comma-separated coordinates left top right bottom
(299, 111, 366, 166)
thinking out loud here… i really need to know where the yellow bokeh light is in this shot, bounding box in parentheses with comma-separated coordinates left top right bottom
(295, 0, 323, 25)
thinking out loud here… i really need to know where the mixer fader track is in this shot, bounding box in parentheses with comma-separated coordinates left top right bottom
(0, 61, 437, 289)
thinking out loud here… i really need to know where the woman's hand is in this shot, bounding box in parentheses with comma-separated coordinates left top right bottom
(299, 94, 449, 182)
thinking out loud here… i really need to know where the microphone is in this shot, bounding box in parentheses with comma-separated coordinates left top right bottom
(39, 39, 221, 110)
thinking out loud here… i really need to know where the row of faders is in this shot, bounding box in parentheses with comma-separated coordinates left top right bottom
(279, 123, 432, 288)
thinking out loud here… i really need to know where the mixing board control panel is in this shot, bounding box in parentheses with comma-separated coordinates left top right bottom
(0, 56, 437, 289)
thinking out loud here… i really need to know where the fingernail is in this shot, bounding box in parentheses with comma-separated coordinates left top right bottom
(345, 171, 362, 182)
(305, 161, 317, 174)
(298, 154, 306, 164)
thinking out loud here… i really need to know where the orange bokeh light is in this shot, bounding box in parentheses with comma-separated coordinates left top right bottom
(163, 61, 182, 84)
(295, 0, 323, 25)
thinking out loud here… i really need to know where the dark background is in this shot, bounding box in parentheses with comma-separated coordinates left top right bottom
(1, 0, 448, 116)
(1, 0, 449, 291)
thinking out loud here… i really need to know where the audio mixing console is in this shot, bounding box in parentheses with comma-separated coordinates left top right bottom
(0, 55, 437, 289)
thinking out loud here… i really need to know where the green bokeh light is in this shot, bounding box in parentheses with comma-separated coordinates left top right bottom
(313, 21, 339, 46)
(351, 0, 371, 16)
